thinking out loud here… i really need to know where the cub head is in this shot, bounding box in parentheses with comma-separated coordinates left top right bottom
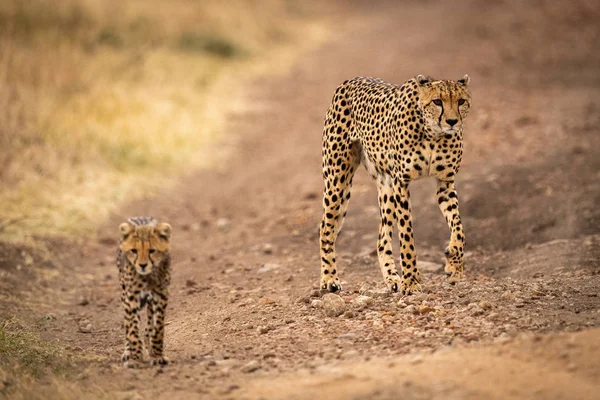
(415, 74, 471, 138)
(119, 221, 172, 275)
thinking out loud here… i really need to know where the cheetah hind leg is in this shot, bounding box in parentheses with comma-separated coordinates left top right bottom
(319, 141, 360, 293)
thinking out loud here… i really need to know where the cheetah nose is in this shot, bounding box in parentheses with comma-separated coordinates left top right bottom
(139, 263, 148, 270)
(446, 119, 458, 127)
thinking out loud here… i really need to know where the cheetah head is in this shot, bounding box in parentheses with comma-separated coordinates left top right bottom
(415, 74, 471, 138)
(119, 221, 171, 275)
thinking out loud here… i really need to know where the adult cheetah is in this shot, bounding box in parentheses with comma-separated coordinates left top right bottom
(117, 216, 172, 367)
(319, 75, 471, 294)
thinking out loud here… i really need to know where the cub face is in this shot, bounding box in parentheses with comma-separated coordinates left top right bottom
(416, 74, 471, 138)
(119, 222, 171, 275)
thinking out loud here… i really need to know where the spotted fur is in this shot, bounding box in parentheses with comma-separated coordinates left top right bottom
(319, 75, 471, 294)
(117, 216, 172, 367)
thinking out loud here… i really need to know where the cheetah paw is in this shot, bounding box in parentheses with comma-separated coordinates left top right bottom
(385, 274, 402, 293)
(320, 276, 342, 293)
(400, 280, 422, 295)
(444, 261, 464, 285)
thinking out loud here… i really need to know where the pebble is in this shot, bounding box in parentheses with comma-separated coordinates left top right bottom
(257, 325, 269, 334)
(78, 320, 92, 333)
(480, 300, 493, 310)
(355, 295, 374, 305)
(405, 305, 419, 315)
(262, 243, 274, 254)
(240, 360, 261, 373)
(311, 299, 323, 308)
(418, 305, 435, 314)
(258, 263, 282, 273)
(321, 293, 345, 317)
(216, 218, 230, 230)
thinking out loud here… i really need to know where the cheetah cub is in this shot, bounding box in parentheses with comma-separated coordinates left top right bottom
(117, 216, 172, 368)
(319, 75, 471, 294)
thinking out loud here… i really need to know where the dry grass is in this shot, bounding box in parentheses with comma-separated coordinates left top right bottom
(0, 0, 333, 239)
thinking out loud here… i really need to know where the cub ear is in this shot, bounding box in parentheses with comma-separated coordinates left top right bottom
(119, 222, 134, 241)
(457, 74, 470, 86)
(416, 74, 434, 86)
(156, 223, 172, 241)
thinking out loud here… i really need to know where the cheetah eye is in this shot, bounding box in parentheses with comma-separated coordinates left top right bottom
(432, 99, 442, 106)
(149, 249, 156, 254)
(458, 99, 466, 106)
(130, 249, 138, 254)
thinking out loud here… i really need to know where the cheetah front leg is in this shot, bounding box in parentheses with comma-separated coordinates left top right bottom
(143, 294, 155, 361)
(375, 180, 402, 292)
(121, 287, 143, 368)
(436, 180, 465, 283)
(149, 289, 169, 366)
(394, 181, 422, 294)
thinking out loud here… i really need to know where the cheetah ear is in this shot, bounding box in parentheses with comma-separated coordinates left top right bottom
(416, 75, 434, 86)
(156, 223, 172, 242)
(119, 222, 134, 241)
(457, 74, 470, 86)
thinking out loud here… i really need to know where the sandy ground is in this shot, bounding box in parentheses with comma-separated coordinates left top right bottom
(2, 0, 600, 399)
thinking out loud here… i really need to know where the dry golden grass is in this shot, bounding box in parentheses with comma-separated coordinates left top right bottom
(0, 0, 333, 239)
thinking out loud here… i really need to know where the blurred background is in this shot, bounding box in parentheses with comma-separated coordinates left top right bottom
(0, 0, 332, 238)
(1, 1, 600, 399)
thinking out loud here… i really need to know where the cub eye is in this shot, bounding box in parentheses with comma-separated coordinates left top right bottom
(149, 249, 156, 254)
(130, 249, 138, 254)
(432, 99, 442, 106)
(458, 99, 466, 106)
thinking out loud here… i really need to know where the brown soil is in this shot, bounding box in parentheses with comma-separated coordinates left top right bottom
(2, 0, 600, 399)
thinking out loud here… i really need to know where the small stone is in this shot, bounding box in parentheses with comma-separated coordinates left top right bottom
(185, 279, 197, 288)
(77, 297, 89, 306)
(479, 300, 493, 310)
(501, 291, 513, 300)
(405, 305, 418, 315)
(355, 295, 374, 306)
(258, 297, 276, 306)
(258, 263, 282, 273)
(257, 325, 269, 334)
(262, 243, 274, 254)
(418, 305, 435, 314)
(321, 293, 345, 317)
(216, 218, 230, 230)
(470, 307, 485, 316)
(241, 360, 261, 373)
(311, 299, 323, 308)
(362, 288, 389, 298)
(78, 320, 92, 333)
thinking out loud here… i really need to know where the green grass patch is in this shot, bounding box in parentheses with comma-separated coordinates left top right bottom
(177, 32, 242, 58)
(0, 319, 73, 378)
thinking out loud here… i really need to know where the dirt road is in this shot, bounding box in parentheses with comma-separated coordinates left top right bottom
(4, 0, 600, 398)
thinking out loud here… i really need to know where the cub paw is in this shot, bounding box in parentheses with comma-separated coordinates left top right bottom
(122, 350, 142, 368)
(151, 357, 169, 366)
(320, 275, 342, 293)
(123, 360, 140, 369)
